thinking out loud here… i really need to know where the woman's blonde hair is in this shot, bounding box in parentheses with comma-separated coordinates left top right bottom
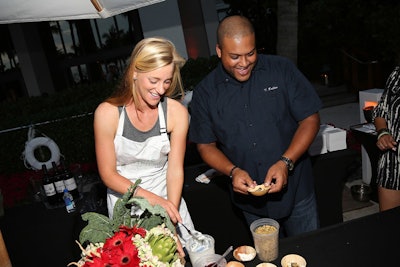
(107, 37, 186, 108)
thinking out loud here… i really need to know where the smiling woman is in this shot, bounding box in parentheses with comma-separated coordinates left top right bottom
(93, 37, 197, 255)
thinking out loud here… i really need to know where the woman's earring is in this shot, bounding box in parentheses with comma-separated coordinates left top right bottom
(133, 77, 137, 81)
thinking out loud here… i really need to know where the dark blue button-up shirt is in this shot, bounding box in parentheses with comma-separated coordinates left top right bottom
(189, 55, 322, 218)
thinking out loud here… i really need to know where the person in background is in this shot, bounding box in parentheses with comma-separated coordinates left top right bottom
(106, 63, 120, 83)
(188, 15, 322, 237)
(373, 66, 400, 211)
(94, 37, 195, 256)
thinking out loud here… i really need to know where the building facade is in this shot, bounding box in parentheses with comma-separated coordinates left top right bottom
(0, 0, 228, 101)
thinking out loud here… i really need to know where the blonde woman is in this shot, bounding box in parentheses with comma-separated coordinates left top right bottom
(94, 37, 195, 256)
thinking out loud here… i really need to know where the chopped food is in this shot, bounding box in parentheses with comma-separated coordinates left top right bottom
(255, 224, 277, 234)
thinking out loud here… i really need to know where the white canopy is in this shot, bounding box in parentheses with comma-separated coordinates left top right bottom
(0, 0, 164, 24)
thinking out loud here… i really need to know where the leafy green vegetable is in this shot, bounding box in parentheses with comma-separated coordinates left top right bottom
(79, 179, 176, 245)
(79, 212, 113, 244)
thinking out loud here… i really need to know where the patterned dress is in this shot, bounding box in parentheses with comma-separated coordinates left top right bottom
(373, 66, 400, 189)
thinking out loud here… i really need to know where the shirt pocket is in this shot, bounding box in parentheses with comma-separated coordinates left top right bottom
(252, 85, 280, 124)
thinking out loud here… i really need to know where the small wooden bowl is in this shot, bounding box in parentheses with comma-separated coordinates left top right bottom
(233, 245, 256, 262)
(247, 184, 271, 196)
(226, 261, 245, 267)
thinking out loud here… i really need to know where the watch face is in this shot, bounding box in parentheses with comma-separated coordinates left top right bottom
(281, 156, 294, 171)
(288, 161, 294, 171)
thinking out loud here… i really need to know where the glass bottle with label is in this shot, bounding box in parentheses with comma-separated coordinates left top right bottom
(42, 164, 58, 205)
(60, 159, 79, 200)
(52, 161, 65, 202)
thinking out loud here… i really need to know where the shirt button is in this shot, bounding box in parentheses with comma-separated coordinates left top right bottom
(249, 123, 253, 127)
(253, 142, 257, 147)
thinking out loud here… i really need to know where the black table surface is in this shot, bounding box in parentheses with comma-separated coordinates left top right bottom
(239, 206, 400, 267)
(0, 151, 367, 267)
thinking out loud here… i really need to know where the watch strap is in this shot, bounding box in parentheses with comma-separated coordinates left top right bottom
(280, 156, 294, 171)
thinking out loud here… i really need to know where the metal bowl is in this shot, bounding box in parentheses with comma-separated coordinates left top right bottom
(351, 184, 372, 202)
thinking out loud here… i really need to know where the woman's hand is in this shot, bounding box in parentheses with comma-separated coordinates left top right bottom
(377, 134, 397, 151)
(175, 235, 185, 258)
(136, 187, 182, 224)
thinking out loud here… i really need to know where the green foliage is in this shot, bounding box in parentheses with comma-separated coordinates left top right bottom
(0, 56, 217, 174)
(128, 197, 175, 232)
(79, 181, 175, 246)
(79, 212, 114, 244)
(0, 82, 114, 174)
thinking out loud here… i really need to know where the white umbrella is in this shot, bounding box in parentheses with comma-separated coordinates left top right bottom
(0, 0, 164, 24)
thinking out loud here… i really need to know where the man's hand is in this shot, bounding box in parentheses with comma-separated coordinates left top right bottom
(263, 160, 288, 193)
(231, 167, 257, 194)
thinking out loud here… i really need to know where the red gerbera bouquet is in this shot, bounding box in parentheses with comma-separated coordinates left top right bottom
(69, 180, 184, 267)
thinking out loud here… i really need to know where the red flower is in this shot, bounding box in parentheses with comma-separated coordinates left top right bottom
(83, 227, 142, 267)
(119, 225, 146, 238)
(111, 240, 139, 267)
(104, 231, 131, 250)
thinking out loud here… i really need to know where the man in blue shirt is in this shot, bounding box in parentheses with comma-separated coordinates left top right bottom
(188, 15, 322, 236)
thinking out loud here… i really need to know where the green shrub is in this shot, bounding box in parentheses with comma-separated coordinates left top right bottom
(0, 82, 114, 174)
(0, 56, 219, 175)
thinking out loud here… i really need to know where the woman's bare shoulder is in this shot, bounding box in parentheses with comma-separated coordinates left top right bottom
(166, 98, 189, 133)
(94, 101, 119, 120)
(167, 97, 188, 116)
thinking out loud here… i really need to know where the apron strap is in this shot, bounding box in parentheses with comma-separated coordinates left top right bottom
(158, 102, 167, 136)
(116, 106, 125, 136)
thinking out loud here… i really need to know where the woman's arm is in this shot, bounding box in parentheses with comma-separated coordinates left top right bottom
(374, 117, 397, 151)
(94, 101, 184, 223)
(94, 102, 133, 194)
(166, 98, 189, 208)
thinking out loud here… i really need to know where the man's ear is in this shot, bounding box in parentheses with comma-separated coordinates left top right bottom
(216, 44, 222, 58)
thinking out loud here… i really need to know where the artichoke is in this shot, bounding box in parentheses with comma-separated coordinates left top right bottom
(147, 234, 177, 263)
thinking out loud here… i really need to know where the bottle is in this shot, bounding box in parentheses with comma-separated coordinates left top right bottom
(63, 189, 76, 213)
(41, 164, 58, 205)
(60, 159, 79, 200)
(52, 161, 65, 203)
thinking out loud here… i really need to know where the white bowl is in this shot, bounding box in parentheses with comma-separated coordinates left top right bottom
(256, 263, 277, 267)
(281, 254, 307, 267)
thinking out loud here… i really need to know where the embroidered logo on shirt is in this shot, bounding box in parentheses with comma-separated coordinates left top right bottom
(264, 86, 278, 92)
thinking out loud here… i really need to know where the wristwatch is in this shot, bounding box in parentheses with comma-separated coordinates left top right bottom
(280, 156, 294, 171)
